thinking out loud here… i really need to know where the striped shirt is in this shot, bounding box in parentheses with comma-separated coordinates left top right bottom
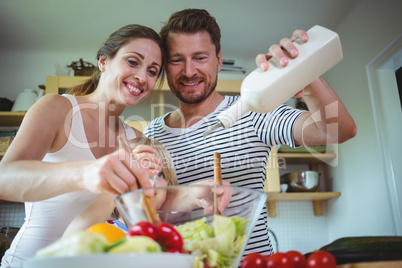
(144, 95, 303, 255)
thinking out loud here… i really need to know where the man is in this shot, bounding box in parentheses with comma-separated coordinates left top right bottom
(144, 8, 356, 255)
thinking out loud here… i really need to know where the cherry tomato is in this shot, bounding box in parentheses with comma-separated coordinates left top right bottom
(157, 222, 184, 251)
(128, 221, 158, 241)
(307, 251, 336, 268)
(286, 250, 307, 268)
(241, 253, 266, 268)
(266, 252, 293, 268)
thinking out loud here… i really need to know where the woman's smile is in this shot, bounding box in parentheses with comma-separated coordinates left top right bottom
(124, 81, 144, 96)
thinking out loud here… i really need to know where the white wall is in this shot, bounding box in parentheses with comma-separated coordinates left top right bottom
(325, 0, 402, 239)
(0, 49, 96, 100)
(252, 0, 402, 251)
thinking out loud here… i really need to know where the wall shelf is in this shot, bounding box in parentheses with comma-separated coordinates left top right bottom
(278, 152, 337, 160)
(267, 192, 341, 201)
(0, 200, 23, 205)
(266, 192, 341, 217)
(0, 111, 26, 126)
(265, 146, 341, 217)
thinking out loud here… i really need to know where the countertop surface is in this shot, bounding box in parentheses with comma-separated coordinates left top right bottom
(338, 260, 402, 267)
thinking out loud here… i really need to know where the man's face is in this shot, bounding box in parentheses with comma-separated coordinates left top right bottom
(165, 31, 222, 104)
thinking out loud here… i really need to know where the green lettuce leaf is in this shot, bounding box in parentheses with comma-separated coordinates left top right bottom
(176, 215, 249, 268)
(108, 236, 161, 253)
(35, 231, 108, 258)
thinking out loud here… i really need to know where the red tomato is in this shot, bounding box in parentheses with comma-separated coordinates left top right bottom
(286, 250, 307, 268)
(266, 252, 293, 268)
(241, 253, 266, 268)
(264, 254, 271, 263)
(157, 222, 184, 250)
(307, 251, 336, 268)
(127, 221, 158, 241)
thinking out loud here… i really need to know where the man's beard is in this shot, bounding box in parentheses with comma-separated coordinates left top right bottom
(170, 77, 218, 104)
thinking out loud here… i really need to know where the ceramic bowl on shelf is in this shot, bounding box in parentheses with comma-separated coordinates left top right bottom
(115, 185, 267, 268)
(280, 171, 320, 192)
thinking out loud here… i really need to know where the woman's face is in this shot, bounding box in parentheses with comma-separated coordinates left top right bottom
(152, 172, 168, 210)
(100, 38, 162, 107)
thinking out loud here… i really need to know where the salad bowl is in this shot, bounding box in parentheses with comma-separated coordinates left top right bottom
(115, 185, 267, 268)
(24, 185, 266, 268)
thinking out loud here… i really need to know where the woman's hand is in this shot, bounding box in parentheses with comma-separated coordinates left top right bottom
(82, 145, 161, 195)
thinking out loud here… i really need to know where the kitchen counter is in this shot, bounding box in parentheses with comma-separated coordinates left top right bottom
(318, 236, 402, 267)
(338, 260, 402, 267)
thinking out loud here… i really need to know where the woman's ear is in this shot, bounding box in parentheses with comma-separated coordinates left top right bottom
(98, 55, 107, 72)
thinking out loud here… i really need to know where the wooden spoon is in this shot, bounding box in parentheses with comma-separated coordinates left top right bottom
(213, 152, 223, 216)
(142, 195, 161, 224)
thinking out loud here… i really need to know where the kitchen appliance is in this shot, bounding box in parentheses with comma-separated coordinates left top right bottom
(203, 25, 343, 136)
(281, 171, 320, 192)
(11, 88, 45, 112)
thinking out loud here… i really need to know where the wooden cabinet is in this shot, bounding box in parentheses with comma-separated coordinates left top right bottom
(0, 112, 24, 157)
(0, 112, 26, 127)
(44, 76, 242, 131)
(0, 76, 241, 154)
(265, 146, 341, 217)
(0, 76, 242, 125)
(44, 76, 242, 95)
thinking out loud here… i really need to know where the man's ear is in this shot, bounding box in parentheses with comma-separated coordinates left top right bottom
(217, 49, 223, 71)
(98, 55, 107, 72)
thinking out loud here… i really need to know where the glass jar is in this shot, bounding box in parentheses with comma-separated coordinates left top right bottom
(0, 227, 20, 259)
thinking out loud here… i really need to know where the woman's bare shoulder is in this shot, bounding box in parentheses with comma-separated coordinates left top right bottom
(17, 94, 74, 139)
(28, 94, 73, 120)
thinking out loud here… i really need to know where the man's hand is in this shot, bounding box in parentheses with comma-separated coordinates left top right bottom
(255, 29, 309, 71)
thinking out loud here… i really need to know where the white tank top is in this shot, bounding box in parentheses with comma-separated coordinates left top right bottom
(1, 95, 136, 268)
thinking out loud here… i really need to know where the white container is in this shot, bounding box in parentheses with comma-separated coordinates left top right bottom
(12, 88, 45, 112)
(204, 25, 343, 136)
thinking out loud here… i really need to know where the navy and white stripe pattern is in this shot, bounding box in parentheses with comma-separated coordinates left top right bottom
(144, 95, 303, 255)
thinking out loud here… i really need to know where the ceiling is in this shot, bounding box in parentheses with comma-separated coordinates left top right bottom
(0, 0, 358, 64)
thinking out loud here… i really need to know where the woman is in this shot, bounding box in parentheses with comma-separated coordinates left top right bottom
(0, 24, 164, 267)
